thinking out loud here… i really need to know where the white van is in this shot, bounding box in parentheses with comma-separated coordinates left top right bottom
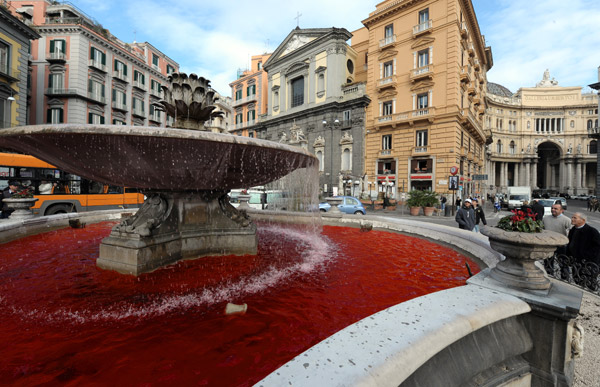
(507, 186, 532, 210)
(229, 189, 288, 210)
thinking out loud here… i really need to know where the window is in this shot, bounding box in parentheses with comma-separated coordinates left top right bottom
(496, 140, 502, 153)
(134, 70, 145, 86)
(88, 112, 104, 124)
(151, 79, 161, 94)
(509, 141, 515, 155)
(0, 41, 9, 74)
(112, 89, 126, 107)
(48, 73, 63, 90)
(114, 60, 128, 78)
(90, 47, 106, 67)
(113, 119, 126, 125)
(150, 105, 161, 121)
(247, 109, 255, 122)
(291, 76, 304, 107)
(416, 130, 428, 147)
(247, 84, 256, 96)
(418, 8, 429, 24)
(461, 131, 464, 147)
(49, 39, 66, 56)
(382, 101, 393, 116)
(248, 132, 254, 138)
(46, 108, 64, 124)
(166, 64, 175, 75)
(88, 79, 105, 102)
(417, 49, 429, 68)
(383, 61, 393, 78)
(235, 113, 243, 124)
(257, 62, 262, 71)
(382, 134, 392, 150)
(152, 53, 159, 67)
(417, 93, 428, 109)
(588, 119, 593, 129)
(343, 110, 351, 124)
(384, 24, 394, 37)
(589, 140, 597, 154)
(316, 150, 324, 171)
(132, 96, 144, 115)
(235, 89, 242, 100)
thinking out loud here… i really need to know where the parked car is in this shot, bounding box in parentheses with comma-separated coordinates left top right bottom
(549, 197, 567, 210)
(319, 196, 366, 215)
(572, 194, 589, 201)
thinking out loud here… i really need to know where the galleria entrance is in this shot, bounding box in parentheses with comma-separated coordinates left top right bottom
(537, 142, 561, 190)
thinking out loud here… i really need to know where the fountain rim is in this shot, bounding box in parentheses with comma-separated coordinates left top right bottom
(0, 124, 318, 160)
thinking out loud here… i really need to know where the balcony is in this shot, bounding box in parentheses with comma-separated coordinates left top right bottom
(588, 126, 600, 139)
(88, 59, 106, 72)
(152, 64, 161, 72)
(232, 119, 257, 130)
(460, 22, 468, 39)
(474, 58, 481, 72)
(47, 51, 66, 63)
(149, 112, 161, 123)
(87, 92, 106, 104)
(232, 94, 257, 107)
(132, 108, 146, 118)
(112, 70, 128, 83)
(413, 146, 429, 155)
(413, 20, 432, 36)
(150, 88, 162, 98)
(467, 85, 477, 96)
(380, 149, 392, 156)
(111, 101, 127, 112)
(410, 66, 432, 81)
(375, 107, 436, 127)
(132, 80, 147, 91)
(377, 75, 397, 90)
(45, 87, 79, 97)
(0, 64, 20, 83)
(460, 65, 471, 83)
(379, 34, 396, 49)
(468, 42, 475, 57)
(467, 151, 475, 161)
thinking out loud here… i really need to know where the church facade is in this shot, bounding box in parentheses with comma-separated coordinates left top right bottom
(485, 71, 598, 196)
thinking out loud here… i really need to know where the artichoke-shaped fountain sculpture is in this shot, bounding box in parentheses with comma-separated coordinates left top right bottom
(156, 73, 223, 130)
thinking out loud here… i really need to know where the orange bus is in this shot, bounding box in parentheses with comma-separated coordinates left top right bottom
(0, 152, 144, 216)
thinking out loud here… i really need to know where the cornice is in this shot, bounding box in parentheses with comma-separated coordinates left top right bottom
(0, 8, 40, 40)
(362, 0, 421, 27)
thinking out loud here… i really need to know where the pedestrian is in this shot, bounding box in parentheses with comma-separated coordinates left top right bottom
(455, 198, 475, 231)
(440, 195, 447, 212)
(543, 203, 571, 255)
(456, 197, 461, 208)
(472, 198, 486, 232)
(520, 200, 533, 216)
(1, 180, 20, 219)
(567, 212, 600, 265)
(531, 199, 545, 222)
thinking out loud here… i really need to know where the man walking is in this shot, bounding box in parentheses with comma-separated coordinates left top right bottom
(455, 198, 475, 231)
(1, 180, 20, 219)
(531, 199, 545, 223)
(543, 203, 571, 255)
(567, 212, 600, 265)
(472, 198, 486, 232)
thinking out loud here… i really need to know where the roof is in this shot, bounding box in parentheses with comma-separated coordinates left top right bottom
(487, 82, 513, 97)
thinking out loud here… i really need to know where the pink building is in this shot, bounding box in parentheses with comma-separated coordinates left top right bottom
(9, 0, 178, 127)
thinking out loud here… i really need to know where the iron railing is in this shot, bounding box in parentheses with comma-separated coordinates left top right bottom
(543, 253, 600, 295)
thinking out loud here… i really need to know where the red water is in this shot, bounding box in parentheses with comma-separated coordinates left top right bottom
(0, 221, 479, 386)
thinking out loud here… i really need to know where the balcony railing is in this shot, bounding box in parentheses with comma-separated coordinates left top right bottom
(0, 64, 20, 81)
(468, 42, 475, 56)
(132, 80, 147, 91)
(88, 59, 106, 72)
(87, 92, 106, 104)
(47, 51, 66, 61)
(152, 64, 161, 72)
(149, 112, 161, 122)
(379, 34, 396, 48)
(588, 126, 600, 138)
(380, 149, 392, 156)
(232, 94, 257, 107)
(460, 22, 468, 38)
(414, 146, 428, 153)
(132, 108, 146, 118)
(111, 101, 127, 111)
(411, 66, 432, 80)
(45, 87, 79, 96)
(413, 20, 432, 35)
(150, 88, 162, 98)
(113, 70, 128, 82)
(377, 75, 396, 89)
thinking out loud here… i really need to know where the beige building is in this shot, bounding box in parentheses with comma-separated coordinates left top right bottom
(486, 71, 598, 196)
(353, 0, 492, 199)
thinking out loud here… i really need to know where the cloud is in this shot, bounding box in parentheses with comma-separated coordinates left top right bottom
(478, 0, 600, 91)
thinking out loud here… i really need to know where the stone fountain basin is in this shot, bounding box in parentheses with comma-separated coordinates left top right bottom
(0, 124, 317, 191)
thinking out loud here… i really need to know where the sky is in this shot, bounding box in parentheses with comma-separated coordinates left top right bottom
(70, 0, 600, 96)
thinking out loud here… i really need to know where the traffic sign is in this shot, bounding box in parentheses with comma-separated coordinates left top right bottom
(450, 166, 458, 176)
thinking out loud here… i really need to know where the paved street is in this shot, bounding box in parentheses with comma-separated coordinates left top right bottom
(363, 198, 600, 231)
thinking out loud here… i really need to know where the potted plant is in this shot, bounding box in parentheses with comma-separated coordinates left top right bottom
(421, 191, 439, 216)
(406, 190, 424, 216)
(237, 189, 251, 209)
(480, 208, 568, 290)
(3, 185, 39, 220)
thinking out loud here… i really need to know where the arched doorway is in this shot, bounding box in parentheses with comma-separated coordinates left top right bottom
(537, 142, 562, 190)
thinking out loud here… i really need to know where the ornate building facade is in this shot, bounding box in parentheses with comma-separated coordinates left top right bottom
(354, 0, 492, 199)
(254, 27, 370, 197)
(486, 71, 598, 196)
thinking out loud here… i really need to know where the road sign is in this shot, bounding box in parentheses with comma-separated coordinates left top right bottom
(473, 174, 488, 181)
(450, 166, 458, 176)
(448, 176, 459, 190)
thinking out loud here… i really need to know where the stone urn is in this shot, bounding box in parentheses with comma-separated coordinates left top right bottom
(3, 198, 39, 220)
(325, 197, 343, 214)
(480, 226, 569, 290)
(237, 194, 252, 209)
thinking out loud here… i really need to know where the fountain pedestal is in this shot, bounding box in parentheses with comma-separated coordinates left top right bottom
(98, 191, 257, 275)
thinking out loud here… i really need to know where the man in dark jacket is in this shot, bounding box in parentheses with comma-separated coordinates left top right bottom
(455, 198, 475, 231)
(567, 212, 600, 265)
(472, 198, 486, 232)
(531, 199, 545, 222)
(1, 180, 20, 219)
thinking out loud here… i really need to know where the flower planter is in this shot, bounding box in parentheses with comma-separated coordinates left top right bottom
(423, 206, 435, 216)
(480, 226, 569, 290)
(3, 198, 39, 220)
(237, 194, 251, 209)
(385, 206, 397, 211)
(409, 207, 420, 216)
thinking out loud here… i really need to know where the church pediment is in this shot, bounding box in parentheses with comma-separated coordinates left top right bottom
(279, 34, 316, 58)
(411, 36, 435, 49)
(378, 50, 398, 61)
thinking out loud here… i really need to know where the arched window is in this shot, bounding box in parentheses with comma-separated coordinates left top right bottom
(341, 148, 351, 171)
(496, 140, 502, 153)
(589, 140, 597, 154)
(587, 119, 593, 129)
(316, 150, 324, 171)
(509, 141, 515, 154)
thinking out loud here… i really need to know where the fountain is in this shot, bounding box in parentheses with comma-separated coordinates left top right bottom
(0, 73, 317, 275)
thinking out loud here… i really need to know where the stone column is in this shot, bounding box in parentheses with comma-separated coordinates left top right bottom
(503, 162, 509, 187)
(532, 159, 538, 189)
(514, 163, 520, 186)
(582, 162, 587, 192)
(576, 161, 582, 191)
(565, 159, 573, 194)
(524, 160, 531, 188)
